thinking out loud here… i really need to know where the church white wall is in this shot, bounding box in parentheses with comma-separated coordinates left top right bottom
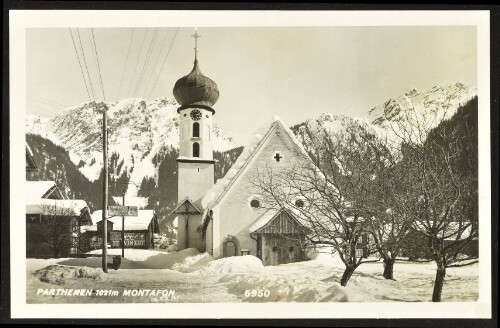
(178, 162, 214, 207)
(212, 127, 310, 259)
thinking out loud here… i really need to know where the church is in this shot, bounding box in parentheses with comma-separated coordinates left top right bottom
(171, 32, 311, 266)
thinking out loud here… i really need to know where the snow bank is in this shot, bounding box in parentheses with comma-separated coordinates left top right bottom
(208, 257, 349, 302)
(58, 248, 207, 270)
(26, 258, 72, 273)
(171, 252, 213, 273)
(32, 265, 104, 284)
(85, 248, 165, 261)
(196, 255, 264, 276)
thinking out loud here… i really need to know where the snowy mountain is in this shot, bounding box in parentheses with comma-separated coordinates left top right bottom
(25, 82, 476, 222)
(291, 82, 477, 151)
(367, 82, 477, 145)
(27, 97, 236, 196)
(26, 133, 119, 211)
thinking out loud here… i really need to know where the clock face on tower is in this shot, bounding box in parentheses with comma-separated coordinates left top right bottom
(190, 109, 202, 121)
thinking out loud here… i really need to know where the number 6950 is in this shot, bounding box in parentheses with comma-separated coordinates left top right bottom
(244, 289, 270, 297)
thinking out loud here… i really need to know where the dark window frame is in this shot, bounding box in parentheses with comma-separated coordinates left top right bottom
(250, 199, 260, 208)
(193, 122, 200, 138)
(193, 142, 200, 157)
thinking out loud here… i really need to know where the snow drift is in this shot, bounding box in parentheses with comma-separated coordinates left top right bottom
(32, 265, 104, 284)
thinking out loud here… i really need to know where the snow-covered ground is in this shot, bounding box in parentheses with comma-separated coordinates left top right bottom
(26, 249, 478, 303)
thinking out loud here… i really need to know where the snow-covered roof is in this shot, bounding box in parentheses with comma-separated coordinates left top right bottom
(80, 225, 97, 233)
(112, 196, 149, 209)
(249, 209, 279, 233)
(413, 221, 475, 241)
(91, 209, 156, 231)
(26, 181, 58, 203)
(201, 117, 310, 211)
(249, 208, 311, 234)
(26, 198, 89, 216)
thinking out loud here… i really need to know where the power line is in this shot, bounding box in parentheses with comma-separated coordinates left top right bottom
(27, 102, 59, 117)
(91, 28, 107, 102)
(76, 28, 96, 101)
(68, 28, 92, 102)
(147, 27, 179, 100)
(127, 28, 149, 97)
(143, 28, 170, 97)
(28, 94, 68, 109)
(116, 28, 135, 100)
(87, 29, 101, 97)
(133, 27, 159, 97)
(27, 98, 63, 111)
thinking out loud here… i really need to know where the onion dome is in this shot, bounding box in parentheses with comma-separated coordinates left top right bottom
(173, 59, 219, 111)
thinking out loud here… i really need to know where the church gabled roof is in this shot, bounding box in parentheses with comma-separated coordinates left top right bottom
(201, 117, 312, 212)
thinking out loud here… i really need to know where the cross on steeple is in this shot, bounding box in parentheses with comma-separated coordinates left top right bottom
(191, 28, 201, 61)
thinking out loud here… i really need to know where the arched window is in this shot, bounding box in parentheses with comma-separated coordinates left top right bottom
(193, 122, 200, 138)
(192, 142, 200, 157)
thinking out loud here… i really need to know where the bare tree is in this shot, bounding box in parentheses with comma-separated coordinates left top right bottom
(384, 97, 479, 302)
(30, 201, 81, 258)
(251, 118, 401, 286)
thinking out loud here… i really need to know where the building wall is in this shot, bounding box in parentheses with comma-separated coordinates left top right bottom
(177, 162, 214, 207)
(26, 215, 83, 258)
(212, 126, 310, 259)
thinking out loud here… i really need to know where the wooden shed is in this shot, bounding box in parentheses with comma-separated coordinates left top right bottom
(250, 209, 310, 266)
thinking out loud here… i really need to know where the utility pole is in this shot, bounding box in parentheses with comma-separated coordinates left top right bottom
(101, 102, 109, 273)
(122, 186, 125, 258)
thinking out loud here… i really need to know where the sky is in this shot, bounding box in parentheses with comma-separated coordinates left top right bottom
(26, 26, 477, 145)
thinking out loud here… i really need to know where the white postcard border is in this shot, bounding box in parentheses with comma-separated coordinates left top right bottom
(9, 9, 491, 319)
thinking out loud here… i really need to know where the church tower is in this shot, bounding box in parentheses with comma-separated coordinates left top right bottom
(172, 29, 219, 252)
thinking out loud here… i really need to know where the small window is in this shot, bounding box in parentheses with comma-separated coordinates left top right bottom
(289, 246, 294, 252)
(193, 122, 200, 138)
(193, 142, 200, 157)
(250, 199, 260, 208)
(71, 220, 78, 232)
(272, 246, 278, 252)
(295, 199, 305, 208)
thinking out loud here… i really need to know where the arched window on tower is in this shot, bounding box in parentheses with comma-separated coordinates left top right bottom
(193, 122, 200, 138)
(193, 142, 200, 158)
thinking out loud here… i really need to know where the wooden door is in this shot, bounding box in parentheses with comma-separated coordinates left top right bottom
(224, 240, 237, 257)
(263, 235, 303, 266)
